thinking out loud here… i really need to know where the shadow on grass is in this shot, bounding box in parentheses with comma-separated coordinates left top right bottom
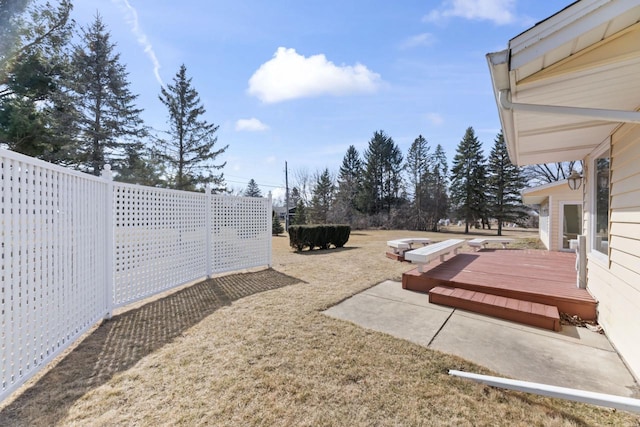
(0, 268, 303, 427)
(293, 246, 359, 255)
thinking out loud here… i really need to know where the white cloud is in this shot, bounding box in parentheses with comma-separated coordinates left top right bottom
(247, 47, 382, 103)
(235, 118, 269, 132)
(113, 0, 163, 85)
(265, 155, 276, 164)
(400, 33, 437, 49)
(426, 112, 444, 126)
(424, 0, 516, 25)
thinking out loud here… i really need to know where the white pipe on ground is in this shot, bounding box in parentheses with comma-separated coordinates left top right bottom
(448, 369, 640, 414)
(498, 90, 640, 124)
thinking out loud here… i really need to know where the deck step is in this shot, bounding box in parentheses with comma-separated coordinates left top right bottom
(429, 286, 561, 331)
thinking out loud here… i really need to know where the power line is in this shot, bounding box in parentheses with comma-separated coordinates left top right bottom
(223, 174, 283, 188)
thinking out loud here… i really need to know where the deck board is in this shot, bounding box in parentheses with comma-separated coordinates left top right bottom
(402, 249, 597, 320)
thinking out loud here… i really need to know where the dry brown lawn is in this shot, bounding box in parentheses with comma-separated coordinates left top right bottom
(1, 227, 638, 426)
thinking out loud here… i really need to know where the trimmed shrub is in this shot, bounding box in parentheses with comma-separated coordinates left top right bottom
(288, 224, 351, 251)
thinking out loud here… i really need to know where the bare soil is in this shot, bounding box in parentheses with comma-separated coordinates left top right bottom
(1, 227, 638, 426)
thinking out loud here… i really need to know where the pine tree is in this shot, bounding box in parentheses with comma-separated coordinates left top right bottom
(310, 168, 335, 224)
(360, 130, 403, 217)
(158, 64, 228, 191)
(244, 179, 262, 197)
(487, 131, 528, 235)
(115, 145, 166, 187)
(292, 199, 307, 225)
(71, 14, 146, 175)
(1, 0, 72, 101)
(0, 0, 76, 163)
(272, 211, 284, 235)
(405, 135, 431, 230)
(334, 145, 363, 223)
(450, 127, 487, 233)
(429, 144, 449, 231)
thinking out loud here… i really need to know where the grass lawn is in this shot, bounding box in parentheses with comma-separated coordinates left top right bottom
(1, 227, 638, 426)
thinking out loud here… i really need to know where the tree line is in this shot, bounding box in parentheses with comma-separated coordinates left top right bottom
(270, 128, 529, 235)
(1, 1, 227, 191)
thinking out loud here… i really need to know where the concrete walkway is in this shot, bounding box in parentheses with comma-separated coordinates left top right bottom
(323, 280, 639, 398)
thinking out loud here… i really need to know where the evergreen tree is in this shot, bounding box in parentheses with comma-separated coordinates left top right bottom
(360, 130, 403, 217)
(292, 199, 307, 225)
(272, 210, 284, 235)
(0, 0, 76, 163)
(115, 145, 166, 187)
(487, 131, 528, 235)
(334, 145, 363, 223)
(310, 168, 335, 224)
(158, 64, 228, 191)
(1, 0, 72, 101)
(405, 135, 431, 230)
(71, 14, 146, 175)
(244, 178, 262, 197)
(450, 127, 486, 233)
(430, 144, 449, 230)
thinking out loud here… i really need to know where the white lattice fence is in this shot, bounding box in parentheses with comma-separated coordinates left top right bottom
(210, 195, 272, 274)
(112, 184, 209, 307)
(1, 149, 272, 402)
(1, 150, 109, 401)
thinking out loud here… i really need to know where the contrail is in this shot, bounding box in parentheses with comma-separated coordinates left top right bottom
(113, 0, 163, 86)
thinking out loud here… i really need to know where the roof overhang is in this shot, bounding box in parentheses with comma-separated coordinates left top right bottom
(521, 179, 571, 204)
(487, 0, 640, 166)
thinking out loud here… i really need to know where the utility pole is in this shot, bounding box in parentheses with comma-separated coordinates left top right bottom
(285, 161, 290, 230)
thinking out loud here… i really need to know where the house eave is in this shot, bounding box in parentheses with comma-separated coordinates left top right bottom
(487, 0, 640, 166)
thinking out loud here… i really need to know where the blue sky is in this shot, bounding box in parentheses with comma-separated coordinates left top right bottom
(71, 0, 571, 200)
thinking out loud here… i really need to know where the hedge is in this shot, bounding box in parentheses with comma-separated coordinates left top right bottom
(288, 224, 351, 251)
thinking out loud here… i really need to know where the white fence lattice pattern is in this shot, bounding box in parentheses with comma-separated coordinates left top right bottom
(211, 195, 271, 274)
(113, 185, 209, 307)
(0, 149, 271, 402)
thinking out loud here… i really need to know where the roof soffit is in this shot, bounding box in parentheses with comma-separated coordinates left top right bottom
(516, 22, 640, 87)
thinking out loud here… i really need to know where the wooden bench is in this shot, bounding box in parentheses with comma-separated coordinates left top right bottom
(386, 238, 431, 261)
(467, 238, 514, 251)
(404, 239, 465, 272)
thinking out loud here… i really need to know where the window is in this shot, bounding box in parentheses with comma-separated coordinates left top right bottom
(593, 150, 610, 255)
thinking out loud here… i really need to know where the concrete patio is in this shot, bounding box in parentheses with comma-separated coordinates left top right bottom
(324, 280, 639, 398)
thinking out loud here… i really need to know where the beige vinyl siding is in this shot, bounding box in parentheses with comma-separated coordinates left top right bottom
(586, 122, 640, 379)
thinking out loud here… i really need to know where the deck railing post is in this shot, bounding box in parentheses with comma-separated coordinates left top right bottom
(101, 165, 114, 319)
(577, 235, 587, 289)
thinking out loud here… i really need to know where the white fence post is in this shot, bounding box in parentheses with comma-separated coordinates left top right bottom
(206, 185, 213, 278)
(101, 165, 114, 319)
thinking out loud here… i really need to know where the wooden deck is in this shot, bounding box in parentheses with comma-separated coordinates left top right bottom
(402, 249, 597, 321)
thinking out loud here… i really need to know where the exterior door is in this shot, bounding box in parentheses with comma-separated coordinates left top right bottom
(561, 202, 582, 251)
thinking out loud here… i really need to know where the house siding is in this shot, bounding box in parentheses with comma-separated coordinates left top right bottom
(586, 122, 640, 379)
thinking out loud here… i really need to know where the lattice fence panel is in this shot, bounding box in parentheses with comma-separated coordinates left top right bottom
(1, 151, 108, 401)
(210, 195, 271, 274)
(112, 184, 208, 307)
(2, 150, 272, 403)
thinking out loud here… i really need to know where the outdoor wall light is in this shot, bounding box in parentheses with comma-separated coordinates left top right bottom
(567, 170, 582, 191)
